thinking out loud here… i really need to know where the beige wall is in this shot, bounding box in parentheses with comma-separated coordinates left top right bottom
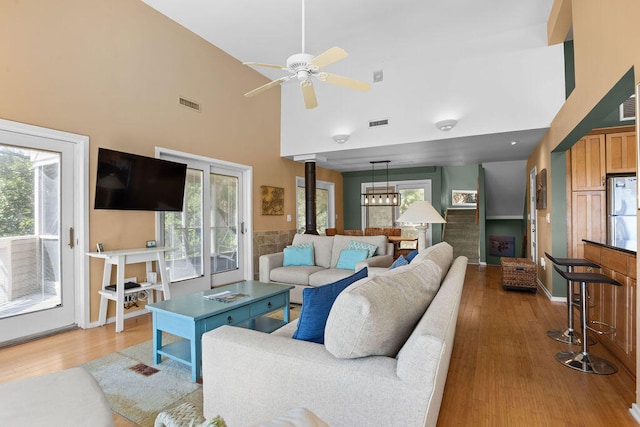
(0, 0, 343, 322)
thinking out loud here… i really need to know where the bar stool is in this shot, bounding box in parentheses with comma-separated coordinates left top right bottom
(545, 252, 599, 346)
(552, 265, 621, 374)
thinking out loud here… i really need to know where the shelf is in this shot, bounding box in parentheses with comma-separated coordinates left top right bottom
(236, 316, 286, 333)
(157, 339, 191, 367)
(98, 282, 164, 300)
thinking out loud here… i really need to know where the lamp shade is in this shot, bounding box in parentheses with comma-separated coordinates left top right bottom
(396, 200, 446, 251)
(396, 200, 446, 225)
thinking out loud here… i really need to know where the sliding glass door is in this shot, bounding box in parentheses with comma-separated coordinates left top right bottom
(160, 152, 248, 292)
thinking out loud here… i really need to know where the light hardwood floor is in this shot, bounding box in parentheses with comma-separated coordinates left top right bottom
(0, 264, 637, 426)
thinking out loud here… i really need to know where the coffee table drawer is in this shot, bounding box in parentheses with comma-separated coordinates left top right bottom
(203, 305, 251, 332)
(251, 293, 286, 317)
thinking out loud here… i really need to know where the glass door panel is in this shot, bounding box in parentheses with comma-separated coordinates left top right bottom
(210, 173, 238, 274)
(164, 168, 204, 282)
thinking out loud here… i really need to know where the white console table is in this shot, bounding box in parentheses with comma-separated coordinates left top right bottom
(87, 247, 171, 333)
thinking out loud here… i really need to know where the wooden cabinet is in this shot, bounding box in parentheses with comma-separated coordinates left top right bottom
(571, 135, 606, 191)
(606, 131, 637, 173)
(583, 242, 636, 377)
(571, 191, 605, 258)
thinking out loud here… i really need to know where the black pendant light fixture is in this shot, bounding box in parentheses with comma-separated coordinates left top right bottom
(360, 160, 400, 207)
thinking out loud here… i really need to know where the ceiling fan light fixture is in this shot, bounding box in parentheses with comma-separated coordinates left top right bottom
(435, 119, 457, 131)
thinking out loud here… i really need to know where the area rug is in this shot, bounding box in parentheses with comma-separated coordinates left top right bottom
(81, 338, 202, 426)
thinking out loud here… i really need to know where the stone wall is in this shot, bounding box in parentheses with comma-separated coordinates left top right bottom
(252, 229, 297, 280)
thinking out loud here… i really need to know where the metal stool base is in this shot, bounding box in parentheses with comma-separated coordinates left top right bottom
(555, 351, 617, 375)
(546, 328, 595, 346)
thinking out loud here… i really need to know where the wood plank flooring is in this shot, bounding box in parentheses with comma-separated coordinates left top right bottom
(439, 264, 637, 426)
(0, 264, 636, 426)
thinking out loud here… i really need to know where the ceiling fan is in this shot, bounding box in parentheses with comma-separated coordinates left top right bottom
(243, 0, 371, 109)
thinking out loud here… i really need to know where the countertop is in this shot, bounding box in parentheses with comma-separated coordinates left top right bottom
(582, 239, 637, 255)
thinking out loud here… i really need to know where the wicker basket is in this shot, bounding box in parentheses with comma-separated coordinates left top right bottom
(501, 257, 537, 292)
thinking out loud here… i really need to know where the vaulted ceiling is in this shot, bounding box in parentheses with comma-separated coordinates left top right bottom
(142, 0, 564, 172)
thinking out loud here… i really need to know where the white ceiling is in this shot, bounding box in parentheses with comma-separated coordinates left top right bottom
(141, 0, 563, 172)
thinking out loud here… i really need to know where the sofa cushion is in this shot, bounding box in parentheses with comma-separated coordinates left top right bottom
(292, 234, 334, 268)
(308, 268, 355, 286)
(330, 235, 388, 267)
(292, 267, 368, 344)
(283, 245, 314, 266)
(411, 242, 453, 280)
(348, 240, 378, 257)
(406, 249, 419, 262)
(335, 249, 369, 270)
(270, 265, 326, 285)
(324, 259, 442, 359)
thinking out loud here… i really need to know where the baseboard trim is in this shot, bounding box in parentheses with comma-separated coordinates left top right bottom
(537, 278, 567, 302)
(629, 403, 640, 424)
(86, 308, 150, 329)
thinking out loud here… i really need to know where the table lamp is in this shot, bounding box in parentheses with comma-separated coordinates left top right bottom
(396, 200, 446, 250)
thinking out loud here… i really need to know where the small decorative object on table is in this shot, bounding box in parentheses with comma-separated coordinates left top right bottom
(146, 239, 157, 248)
(96, 243, 104, 253)
(501, 257, 537, 292)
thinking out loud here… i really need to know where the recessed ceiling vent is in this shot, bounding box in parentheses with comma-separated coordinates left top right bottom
(179, 96, 201, 112)
(369, 118, 389, 128)
(373, 70, 383, 83)
(619, 94, 635, 121)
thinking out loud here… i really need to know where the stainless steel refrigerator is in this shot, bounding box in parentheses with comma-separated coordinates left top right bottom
(607, 175, 637, 251)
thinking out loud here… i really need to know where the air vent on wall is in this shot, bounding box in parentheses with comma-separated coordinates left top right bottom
(619, 94, 635, 121)
(179, 96, 201, 112)
(369, 118, 389, 128)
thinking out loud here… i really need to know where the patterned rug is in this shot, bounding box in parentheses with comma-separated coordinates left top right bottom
(82, 338, 202, 426)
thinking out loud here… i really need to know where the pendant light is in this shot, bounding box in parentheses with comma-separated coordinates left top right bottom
(360, 160, 400, 206)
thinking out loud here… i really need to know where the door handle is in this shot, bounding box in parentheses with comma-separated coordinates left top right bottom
(68, 227, 74, 249)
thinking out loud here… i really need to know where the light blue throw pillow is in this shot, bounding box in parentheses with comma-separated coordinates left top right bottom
(348, 240, 378, 257)
(336, 249, 369, 270)
(293, 267, 368, 343)
(390, 255, 409, 269)
(283, 245, 314, 266)
(407, 249, 419, 262)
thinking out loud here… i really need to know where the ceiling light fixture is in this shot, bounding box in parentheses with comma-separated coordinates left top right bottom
(361, 160, 400, 207)
(435, 119, 457, 131)
(333, 134, 350, 144)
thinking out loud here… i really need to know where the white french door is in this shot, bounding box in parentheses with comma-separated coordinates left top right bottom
(158, 150, 250, 295)
(0, 122, 80, 343)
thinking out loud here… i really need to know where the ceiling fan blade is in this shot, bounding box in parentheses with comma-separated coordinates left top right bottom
(244, 77, 290, 97)
(242, 62, 286, 70)
(308, 47, 348, 69)
(300, 81, 318, 109)
(317, 72, 371, 92)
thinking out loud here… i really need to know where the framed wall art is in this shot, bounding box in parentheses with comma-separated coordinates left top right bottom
(452, 190, 477, 207)
(260, 185, 284, 215)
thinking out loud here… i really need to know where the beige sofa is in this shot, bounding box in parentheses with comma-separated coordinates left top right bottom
(259, 233, 394, 303)
(203, 242, 467, 427)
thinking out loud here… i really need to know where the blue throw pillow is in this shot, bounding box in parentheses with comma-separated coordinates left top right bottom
(283, 245, 314, 266)
(336, 249, 369, 270)
(293, 267, 368, 343)
(407, 249, 419, 262)
(390, 255, 409, 269)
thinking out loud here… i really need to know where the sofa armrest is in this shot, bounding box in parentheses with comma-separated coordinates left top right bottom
(259, 252, 284, 282)
(202, 326, 427, 427)
(355, 254, 393, 270)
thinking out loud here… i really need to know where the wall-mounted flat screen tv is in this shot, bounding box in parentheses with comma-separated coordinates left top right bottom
(94, 148, 187, 211)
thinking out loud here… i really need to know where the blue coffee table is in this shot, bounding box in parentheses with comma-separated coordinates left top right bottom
(146, 281, 293, 382)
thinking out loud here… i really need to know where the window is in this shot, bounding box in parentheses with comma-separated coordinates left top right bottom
(361, 179, 433, 245)
(296, 177, 335, 235)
